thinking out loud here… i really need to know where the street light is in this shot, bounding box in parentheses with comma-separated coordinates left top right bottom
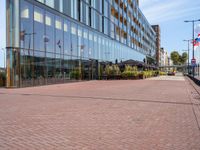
(1, 48, 5, 69)
(182, 49, 189, 74)
(184, 19, 200, 77)
(79, 45, 85, 80)
(183, 39, 192, 74)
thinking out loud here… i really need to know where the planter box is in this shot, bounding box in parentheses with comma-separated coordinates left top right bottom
(0, 78, 5, 87)
(138, 74, 145, 79)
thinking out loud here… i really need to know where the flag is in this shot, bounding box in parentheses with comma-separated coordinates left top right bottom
(194, 34, 200, 47)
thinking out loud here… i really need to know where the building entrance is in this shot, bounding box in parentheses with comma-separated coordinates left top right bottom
(82, 59, 98, 80)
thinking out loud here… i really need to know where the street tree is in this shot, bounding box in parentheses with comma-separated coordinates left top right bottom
(170, 51, 180, 65)
(180, 52, 188, 64)
(170, 51, 188, 65)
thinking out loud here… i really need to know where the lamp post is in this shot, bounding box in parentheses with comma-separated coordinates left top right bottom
(184, 19, 200, 77)
(182, 49, 189, 75)
(44, 36, 49, 84)
(183, 39, 191, 74)
(1, 48, 5, 69)
(79, 45, 85, 80)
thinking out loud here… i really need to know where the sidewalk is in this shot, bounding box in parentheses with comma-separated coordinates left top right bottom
(0, 76, 200, 150)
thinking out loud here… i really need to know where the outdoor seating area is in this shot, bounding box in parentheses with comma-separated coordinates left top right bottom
(101, 60, 165, 80)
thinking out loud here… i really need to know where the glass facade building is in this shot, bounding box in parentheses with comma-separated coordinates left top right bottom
(6, 0, 156, 87)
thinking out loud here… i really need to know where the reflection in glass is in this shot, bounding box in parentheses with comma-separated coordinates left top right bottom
(20, 0, 34, 87)
(9, 0, 152, 87)
(71, 23, 78, 56)
(64, 19, 71, 55)
(46, 0, 54, 8)
(34, 6, 45, 85)
(55, 16, 63, 83)
(45, 12, 55, 84)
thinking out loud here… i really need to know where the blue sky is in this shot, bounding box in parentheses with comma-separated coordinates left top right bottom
(140, 0, 200, 61)
(0, 0, 6, 68)
(0, 0, 200, 67)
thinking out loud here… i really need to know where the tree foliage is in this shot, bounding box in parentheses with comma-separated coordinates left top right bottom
(180, 52, 188, 64)
(170, 51, 180, 65)
(170, 51, 188, 65)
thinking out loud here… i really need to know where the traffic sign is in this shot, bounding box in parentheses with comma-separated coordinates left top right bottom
(191, 58, 196, 67)
(191, 58, 196, 64)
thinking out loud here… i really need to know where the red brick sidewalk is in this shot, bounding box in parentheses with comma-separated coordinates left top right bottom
(0, 78, 200, 150)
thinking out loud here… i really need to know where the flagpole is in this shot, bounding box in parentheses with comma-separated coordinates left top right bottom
(193, 21, 194, 60)
(192, 21, 195, 77)
(183, 40, 191, 74)
(184, 19, 200, 77)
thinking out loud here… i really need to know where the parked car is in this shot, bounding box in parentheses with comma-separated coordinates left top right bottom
(167, 71, 175, 76)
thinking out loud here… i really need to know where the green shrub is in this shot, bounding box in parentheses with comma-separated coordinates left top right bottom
(122, 65, 139, 79)
(0, 72, 6, 87)
(105, 64, 121, 76)
(159, 71, 167, 76)
(141, 70, 158, 78)
(113, 65, 121, 75)
(105, 65, 114, 76)
(124, 65, 138, 72)
(70, 69, 81, 80)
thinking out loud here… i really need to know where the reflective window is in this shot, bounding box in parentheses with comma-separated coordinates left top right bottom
(64, 19, 71, 55)
(63, 0, 69, 15)
(93, 33, 98, 59)
(34, 6, 44, 51)
(88, 31, 93, 58)
(71, 23, 78, 56)
(83, 28, 89, 58)
(20, 0, 33, 50)
(21, 5, 29, 19)
(101, 38, 105, 60)
(55, 16, 63, 82)
(81, 2, 89, 26)
(78, 26, 83, 58)
(104, 1, 108, 17)
(45, 12, 55, 85)
(16, 0, 156, 87)
(36, 0, 44, 3)
(46, 0, 54, 8)
(45, 12, 54, 53)
(20, 0, 34, 86)
(55, 0, 63, 12)
(71, 0, 78, 20)
(55, 17, 63, 49)
(104, 17, 109, 35)
(34, 6, 45, 85)
(34, 9, 43, 23)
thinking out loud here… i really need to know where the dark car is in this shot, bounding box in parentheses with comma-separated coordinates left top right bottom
(167, 71, 175, 76)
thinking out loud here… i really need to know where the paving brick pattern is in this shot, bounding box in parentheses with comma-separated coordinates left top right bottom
(0, 76, 200, 150)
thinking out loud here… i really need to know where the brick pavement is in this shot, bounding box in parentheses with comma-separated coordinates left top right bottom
(0, 76, 200, 150)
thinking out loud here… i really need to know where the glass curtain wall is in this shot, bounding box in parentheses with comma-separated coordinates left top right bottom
(20, 0, 34, 86)
(34, 6, 45, 86)
(63, 19, 71, 81)
(55, 16, 63, 83)
(45, 12, 55, 84)
(15, 0, 148, 87)
(35, 0, 156, 58)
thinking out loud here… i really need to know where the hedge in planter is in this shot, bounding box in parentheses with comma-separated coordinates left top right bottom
(0, 72, 6, 87)
(104, 64, 121, 79)
(122, 71, 139, 79)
